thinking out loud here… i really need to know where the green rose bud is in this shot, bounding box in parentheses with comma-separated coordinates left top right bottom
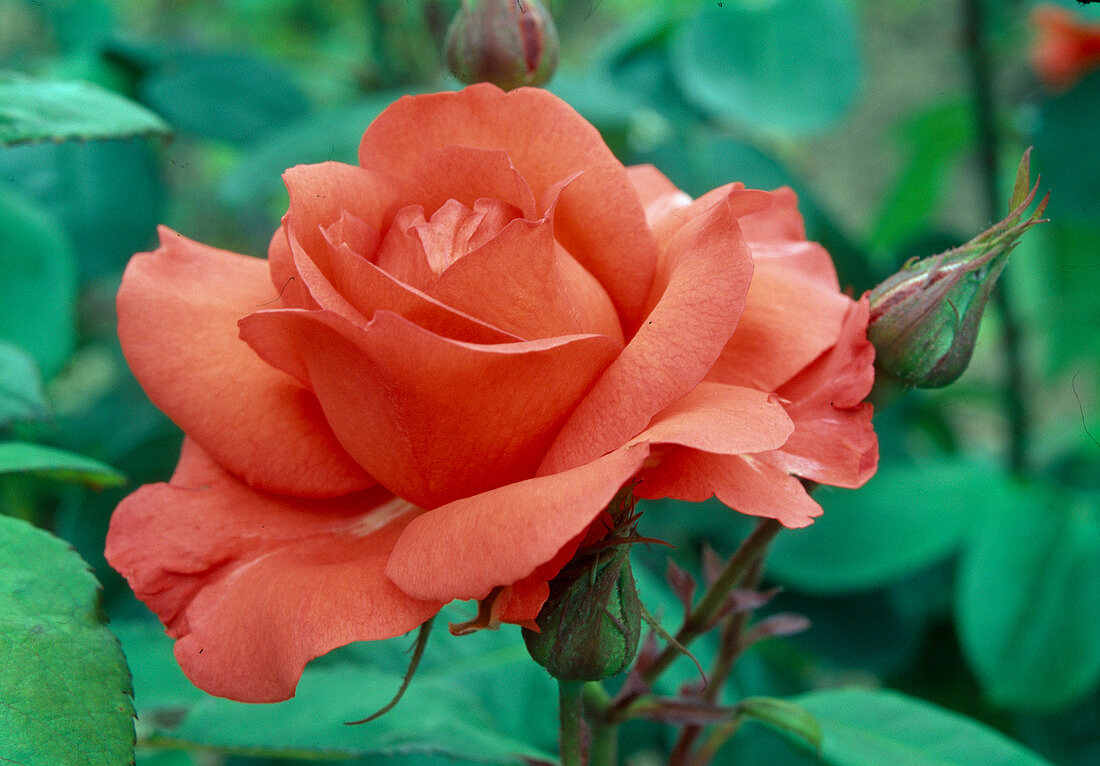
(523, 542, 642, 682)
(444, 0, 559, 90)
(868, 150, 1048, 388)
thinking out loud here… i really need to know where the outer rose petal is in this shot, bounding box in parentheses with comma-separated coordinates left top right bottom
(358, 84, 658, 329)
(708, 255, 851, 391)
(239, 308, 620, 509)
(767, 298, 878, 488)
(539, 194, 753, 476)
(636, 450, 823, 529)
(105, 440, 441, 703)
(387, 443, 650, 601)
(117, 227, 372, 497)
(632, 382, 793, 455)
(626, 165, 692, 229)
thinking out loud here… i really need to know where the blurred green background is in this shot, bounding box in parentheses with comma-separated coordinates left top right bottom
(1, 0, 1098, 764)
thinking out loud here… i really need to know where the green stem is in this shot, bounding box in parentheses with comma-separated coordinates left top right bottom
(559, 680, 586, 766)
(641, 519, 782, 686)
(583, 683, 617, 766)
(962, 0, 1030, 475)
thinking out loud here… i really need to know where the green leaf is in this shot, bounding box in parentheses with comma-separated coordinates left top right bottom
(670, 0, 860, 135)
(138, 51, 310, 144)
(0, 340, 50, 427)
(0, 71, 170, 146)
(119, 604, 558, 764)
(0, 139, 163, 279)
(796, 687, 1054, 765)
(0, 441, 126, 488)
(1034, 71, 1100, 224)
(0, 186, 76, 379)
(767, 459, 1011, 593)
(868, 99, 975, 252)
(219, 93, 413, 209)
(956, 485, 1100, 711)
(739, 696, 822, 752)
(0, 514, 134, 765)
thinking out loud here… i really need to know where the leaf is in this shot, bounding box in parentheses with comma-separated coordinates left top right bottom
(796, 687, 1055, 765)
(670, 0, 860, 135)
(118, 604, 558, 764)
(767, 459, 1012, 593)
(956, 485, 1100, 711)
(0, 72, 169, 146)
(1034, 71, 1100, 224)
(739, 696, 822, 752)
(0, 186, 76, 379)
(0, 340, 50, 427)
(868, 99, 975, 252)
(0, 139, 163, 280)
(0, 514, 134, 765)
(0, 441, 126, 488)
(138, 51, 310, 144)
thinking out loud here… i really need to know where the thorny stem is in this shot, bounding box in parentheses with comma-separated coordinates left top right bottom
(559, 680, 586, 766)
(641, 519, 782, 688)
(669, 559, 766, 765)
(962, 0, 1030, 475)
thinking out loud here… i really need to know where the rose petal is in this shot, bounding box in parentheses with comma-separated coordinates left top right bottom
(397, 144, 538, 220)
(387, 443, 650, 601)
(238, 308, 620, 509)
(117, 227, 372, 496)
(767, 298, 878, 488)
(632, 382, 793, 454)
(736, 186, 807, 243)
(626, 164, 692, 229)
(636, 450, 822, 529)
(358, 84, 657, 329)
(708, 256, 851, 391)
(539, 194, 753, 475)
(105, 440, 440, 702)
(283, 162, 395, 258)
(426, 217, 623, 342)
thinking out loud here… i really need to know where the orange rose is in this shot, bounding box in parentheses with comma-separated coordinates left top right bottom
(106, 84, 877, 702)
(1031, 4, 1100, 92)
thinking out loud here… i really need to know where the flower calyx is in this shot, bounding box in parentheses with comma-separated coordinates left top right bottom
(522, 492, 647, 681)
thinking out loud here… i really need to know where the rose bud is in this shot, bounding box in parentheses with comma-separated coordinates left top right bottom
(523, 541, 642, 681)
(444, 0, 559, 90)
(1030, 4, 1100, 92)
(868, 151, 1048, 388)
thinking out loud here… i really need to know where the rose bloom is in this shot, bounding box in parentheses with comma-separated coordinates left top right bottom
(1031, 4, 1100, 92)
(107, 85, 877, 703)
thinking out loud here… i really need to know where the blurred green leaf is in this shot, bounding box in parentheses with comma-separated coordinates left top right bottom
(1039, 221, 1100, 373)
(119, 604, 557, 764)
(869, 99, 975, 253)
(670, 0, 860, 135)
(793, 687, 1054, 765)
(0, 71, 170, 146)
(0, 514, 134, 765)
(0, 441, 126, 488)
(0, 186, 76, 379)
(0, 339, 49, 427)
(739, 696, 822, 752)
(0, 139, 163, 279)
(139, 51, 310, 144)
(767, 459, 1011, 593)
(957, 485, 1100, 711)
(1034, 72, 1100, 224)
(219, 92, 414, 209)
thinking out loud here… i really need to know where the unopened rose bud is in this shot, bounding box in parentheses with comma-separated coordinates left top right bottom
(868, 150, 1048, 388)
(444, 0, 559, 90)
(523, 542, 642, 681)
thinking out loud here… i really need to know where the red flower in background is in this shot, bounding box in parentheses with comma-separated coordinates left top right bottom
(1031, 4, 1100, 91)
(106, 84, 877, 703)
